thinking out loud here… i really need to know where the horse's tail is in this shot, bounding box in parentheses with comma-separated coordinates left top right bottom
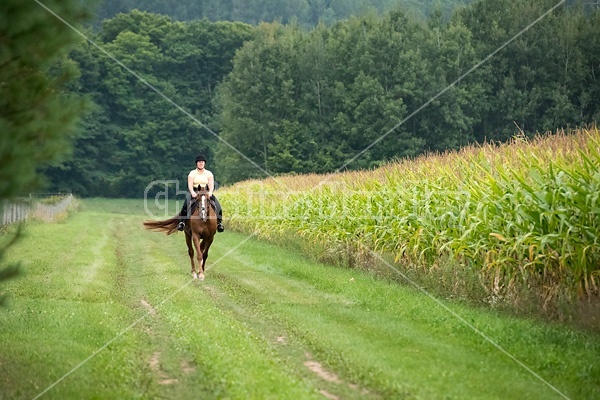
(143, 216, 180, 235)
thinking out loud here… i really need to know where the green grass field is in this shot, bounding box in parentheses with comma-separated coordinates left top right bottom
(0, 198, 599, 399)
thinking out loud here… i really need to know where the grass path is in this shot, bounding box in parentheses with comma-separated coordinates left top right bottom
(0, 199, 598, 399)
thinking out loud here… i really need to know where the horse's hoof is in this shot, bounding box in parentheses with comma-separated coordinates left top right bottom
(192, 272, 198, 280)
(199, 273, 205, 281)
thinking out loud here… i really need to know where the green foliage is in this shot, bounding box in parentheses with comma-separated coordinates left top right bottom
(216, 1, 600, 183)
(45, 12, 254, 197)
(92, 0, 474, 26)
(219, 129, 600, 310)
(0, 0, 91, 305)
(42, 0, 600, 192)
(453, 0, 595, 141)
(0, 0, 89, 199)
(214, 7, 482, 181)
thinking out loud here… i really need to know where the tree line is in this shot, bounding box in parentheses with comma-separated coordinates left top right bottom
(93, 0, 473, 27)
(43, 0, 600, 195)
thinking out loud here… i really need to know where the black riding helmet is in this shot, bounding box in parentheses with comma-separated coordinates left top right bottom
(195, 154, 207, 163)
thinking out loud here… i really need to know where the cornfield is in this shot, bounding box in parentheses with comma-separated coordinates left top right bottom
(219, 128, 600, 305)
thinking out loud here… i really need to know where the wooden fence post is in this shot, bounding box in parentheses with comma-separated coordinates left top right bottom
(1, 194, 73, 226)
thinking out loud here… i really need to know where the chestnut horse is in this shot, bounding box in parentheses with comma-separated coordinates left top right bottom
(143, 187, 217, 280)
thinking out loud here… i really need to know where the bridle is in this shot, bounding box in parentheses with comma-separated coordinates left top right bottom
(191, 186, 210, 222)
(199, 193, 208, 222)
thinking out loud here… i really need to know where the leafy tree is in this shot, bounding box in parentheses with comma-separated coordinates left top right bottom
(453, 0, 595, 140)
(578, 8, 600, 122)
(218, 9, 484, 181)
(46, 11, 254, 196)
(0, 0, 90, 304)
(216, 23, 292, 182)
(0, 0, 88, 198)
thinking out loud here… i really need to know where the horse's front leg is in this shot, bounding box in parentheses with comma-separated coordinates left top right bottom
(192, 234, 204, 281)
(200, 236, 214, 278)
(185, 232, 197, 279)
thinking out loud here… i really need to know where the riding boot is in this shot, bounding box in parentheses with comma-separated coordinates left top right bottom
(212, 195, 224, 232)
(177, 198, 188, 231)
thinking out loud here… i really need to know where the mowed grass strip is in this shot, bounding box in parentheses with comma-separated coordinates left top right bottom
(1, 198, 599, 399)
(0, 200, 320, 400)
(206, 231, 600, 400)
(0, 211, 153, 399)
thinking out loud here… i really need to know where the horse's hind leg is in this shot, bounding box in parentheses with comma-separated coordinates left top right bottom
(185, 233, 197, 279)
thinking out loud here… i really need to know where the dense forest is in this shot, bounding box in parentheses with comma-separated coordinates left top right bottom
(92, 0, 473, 27)
(42, 0, 600, 196)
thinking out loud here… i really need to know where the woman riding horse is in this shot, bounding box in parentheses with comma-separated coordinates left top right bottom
(177, 154, 224, 232)
(143, 184, 217, 280)
(143, 154, 222, 279)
